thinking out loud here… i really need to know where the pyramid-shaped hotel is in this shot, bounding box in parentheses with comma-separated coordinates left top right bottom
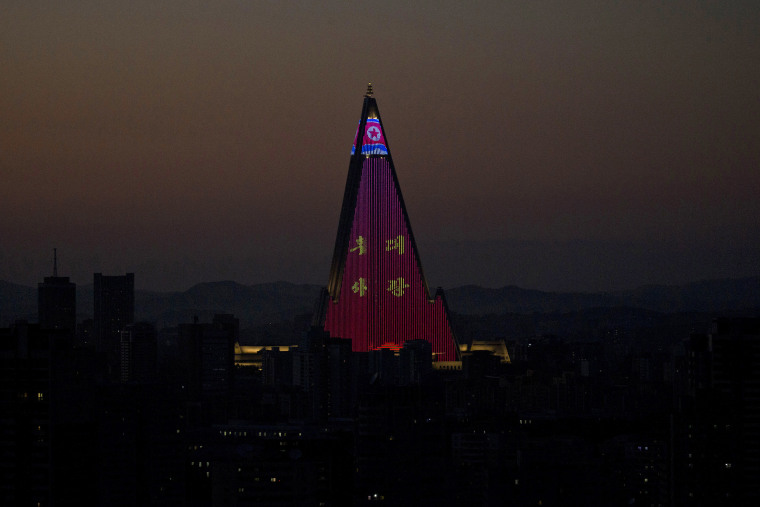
(315, 86, 459, 361)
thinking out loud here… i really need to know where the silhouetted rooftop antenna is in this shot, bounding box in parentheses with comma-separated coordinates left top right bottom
(53, 248, 58, 277)
(365, 82, 373, 97)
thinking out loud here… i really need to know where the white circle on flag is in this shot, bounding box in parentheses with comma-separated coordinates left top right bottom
(367, 126, 382, 142)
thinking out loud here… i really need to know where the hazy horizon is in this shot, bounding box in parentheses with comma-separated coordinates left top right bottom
(4, 236, 758, 294)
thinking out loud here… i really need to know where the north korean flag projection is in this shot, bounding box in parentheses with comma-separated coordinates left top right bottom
(351, 118, 389, 155)
(323, 93, 458, 361)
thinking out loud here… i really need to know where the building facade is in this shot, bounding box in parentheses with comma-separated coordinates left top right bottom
(317, 88, 458, 361)
(94, 273, 135, 381)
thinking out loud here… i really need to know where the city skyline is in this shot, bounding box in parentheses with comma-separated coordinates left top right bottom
(2, 1, 759, 292)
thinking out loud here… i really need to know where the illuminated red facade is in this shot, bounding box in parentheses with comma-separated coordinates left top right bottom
(319, 90, 458, 361)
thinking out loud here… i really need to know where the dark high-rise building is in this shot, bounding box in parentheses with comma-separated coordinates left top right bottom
(398, 339, 433, 385)
(94, 273, 134, 380)
(0, 322, 53, 506)
(119, 322, 157, 384)
(38, 250, 76, 333)
(262, 347, 294, 387)
(680, 318, 760, 506)
(316, 86, 458, 361)
(0, 321, 92, 506)
(177, 314, 238, 398)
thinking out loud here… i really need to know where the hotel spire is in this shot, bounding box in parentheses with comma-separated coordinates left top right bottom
(319, 89, 458, 361)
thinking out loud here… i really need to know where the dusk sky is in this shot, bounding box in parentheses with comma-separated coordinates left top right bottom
(2, 1, 759, 293)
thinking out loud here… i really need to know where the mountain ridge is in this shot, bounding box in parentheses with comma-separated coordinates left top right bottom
(2, 276, 758, 328)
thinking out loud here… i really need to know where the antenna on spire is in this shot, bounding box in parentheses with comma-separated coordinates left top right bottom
(53, 248, 58, 277)
(365, 82, 373, 97)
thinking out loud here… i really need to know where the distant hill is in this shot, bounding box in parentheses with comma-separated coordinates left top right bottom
(2, 276, 758, 328)
(444, 285, 610, 314)
(620, 278, 760, 313)
(445, 277, 760, 315)
(132, 281, 323, 329)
